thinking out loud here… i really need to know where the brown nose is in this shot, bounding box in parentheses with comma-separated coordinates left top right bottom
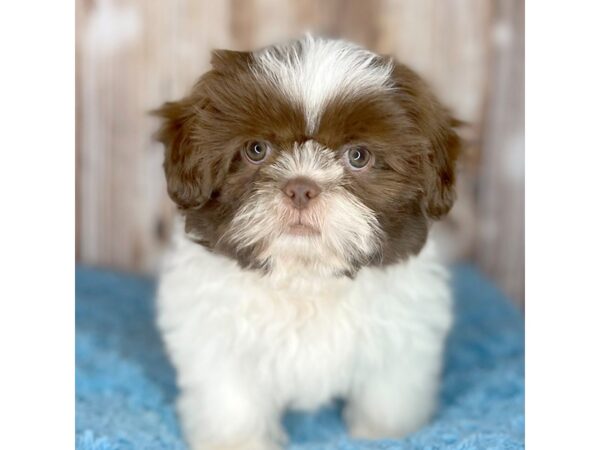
(283, 177, 321, 209)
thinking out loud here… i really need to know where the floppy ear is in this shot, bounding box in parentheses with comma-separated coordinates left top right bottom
(153, 95, 208, 209)
(153, 50, 252, 209)
(391, 62, 461, 219)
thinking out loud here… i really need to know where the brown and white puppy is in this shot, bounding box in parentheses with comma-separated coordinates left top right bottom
(155, 36, 459, 450)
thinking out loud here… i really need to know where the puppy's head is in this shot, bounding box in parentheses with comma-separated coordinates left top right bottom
(155, 36, 460, 276)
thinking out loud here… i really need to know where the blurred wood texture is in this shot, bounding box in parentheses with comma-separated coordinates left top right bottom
(76, 0, 524, 306)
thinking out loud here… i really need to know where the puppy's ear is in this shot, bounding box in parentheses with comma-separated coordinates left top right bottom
(153, 95, 208, 209)
(391, 61, 461, 219)
(153, 50, 253, 209)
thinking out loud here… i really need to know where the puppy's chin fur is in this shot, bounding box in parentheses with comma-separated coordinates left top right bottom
(155, 35, 458, 450)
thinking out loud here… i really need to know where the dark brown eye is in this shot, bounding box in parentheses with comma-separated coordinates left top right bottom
(244, 141, 270, 164)
(346, 146, 371, 170)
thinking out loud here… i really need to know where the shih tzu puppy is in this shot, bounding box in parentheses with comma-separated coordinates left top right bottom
(155, 36, 459, 450)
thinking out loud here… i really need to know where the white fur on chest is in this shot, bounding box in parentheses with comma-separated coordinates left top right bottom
(157, 226, 453, 414)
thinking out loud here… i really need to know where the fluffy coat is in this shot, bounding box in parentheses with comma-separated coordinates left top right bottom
(158, 221, 452, 449)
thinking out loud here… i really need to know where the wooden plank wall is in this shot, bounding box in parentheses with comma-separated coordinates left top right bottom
(76, 0, 524, 306)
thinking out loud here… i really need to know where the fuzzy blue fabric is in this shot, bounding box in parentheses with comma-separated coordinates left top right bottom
(76, 264, 524, 450)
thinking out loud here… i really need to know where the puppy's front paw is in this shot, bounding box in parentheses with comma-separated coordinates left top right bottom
(346, 418, 419, 441)
(189, 437, 282, 450)
(344, 402, 428, 440)
(347, 421, 383, 440)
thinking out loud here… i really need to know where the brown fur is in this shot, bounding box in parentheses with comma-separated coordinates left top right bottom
(154, 45, 460, 270)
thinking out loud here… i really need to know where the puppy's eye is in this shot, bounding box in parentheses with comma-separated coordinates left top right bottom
(244, 141, 270, 164)
(345, 146, 371, 170)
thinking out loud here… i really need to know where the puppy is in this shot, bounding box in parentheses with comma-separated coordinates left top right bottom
(155, 36, 459, 450)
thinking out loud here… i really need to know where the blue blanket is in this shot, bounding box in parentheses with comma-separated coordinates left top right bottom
(76, 264, 524, 450)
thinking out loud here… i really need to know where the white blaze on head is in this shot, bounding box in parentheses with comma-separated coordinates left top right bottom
(252, 35, 394, 134)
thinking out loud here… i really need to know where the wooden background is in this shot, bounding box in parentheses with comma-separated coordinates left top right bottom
(76, 0, 524, 306)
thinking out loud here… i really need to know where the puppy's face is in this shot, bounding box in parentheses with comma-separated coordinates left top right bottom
(155, 37, 459, 276)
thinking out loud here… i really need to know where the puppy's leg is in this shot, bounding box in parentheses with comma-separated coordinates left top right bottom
(344, 352, 443, 439)
(178, 372, 284, 450)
